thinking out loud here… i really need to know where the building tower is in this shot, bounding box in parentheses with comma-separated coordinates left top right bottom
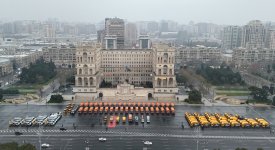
(139, 35, 150, 49)
(222, 26, 242, 50)
(74, 43, 101, 100)
(241, 20, 266, 49)
(153, 43, 178, 99)
(105, 18, 125, 49)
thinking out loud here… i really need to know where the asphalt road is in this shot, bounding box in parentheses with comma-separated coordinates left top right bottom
(0, 104, 275, 149)
(0, 133, 274, 150)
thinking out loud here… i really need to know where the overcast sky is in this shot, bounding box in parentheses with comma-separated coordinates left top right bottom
(1, 0, 274, 25)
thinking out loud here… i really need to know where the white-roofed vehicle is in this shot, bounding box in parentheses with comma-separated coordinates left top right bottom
(99, 137, 107, 142)
(21, 116, 36, 126)
(45, 112, 62, 126)
(33, 115, 48, 126)
(9, 117, 24, 126)
(143, 141, 152, 145)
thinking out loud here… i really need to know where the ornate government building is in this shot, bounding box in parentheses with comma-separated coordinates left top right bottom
(73, 18, 178, 101)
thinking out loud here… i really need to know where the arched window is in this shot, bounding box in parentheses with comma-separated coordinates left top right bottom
(163, 53, 168, 63)
(158, 69, 161, 75)
(90, 69, 93, 75)
(169, 78, 173, 86)
(157, 78, 161, 86)
(78, 77, 82, 86)
(169, 69, 172, 75)
(163, 65, 168, 74)
(84, 77, 88, 86)
(83, 52, 87, 63)
(79, 69, 82, 75)
(158, 57, 160, 63)
(89, 77, 93, 86)
(163, 78, 167, 87)
(83, 65, 88, 74)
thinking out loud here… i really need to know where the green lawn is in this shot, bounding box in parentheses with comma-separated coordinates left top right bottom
(215, 90, 250, 96)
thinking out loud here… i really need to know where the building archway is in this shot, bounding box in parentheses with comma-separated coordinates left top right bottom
(99, 92, 103, 98)
(78, 77, 82, 86)
(148, 93, 153, 100)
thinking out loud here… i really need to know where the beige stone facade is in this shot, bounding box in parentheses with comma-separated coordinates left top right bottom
(233, 48, 275, 68)
(175, 46, 222, 64)
(43, 45, 76, 68)
(73, 42, 178, 101)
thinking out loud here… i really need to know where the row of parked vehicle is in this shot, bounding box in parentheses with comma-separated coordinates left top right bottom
(185, 112, 270, 128)
(103, 114, 151, 124)
(77, 105, 175, 115)
(9, 112, 62, 127)
(64, 103, 79, 115)
(79, 102, 175, 108)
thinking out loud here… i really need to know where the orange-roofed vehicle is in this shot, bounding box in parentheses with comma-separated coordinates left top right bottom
(170, 103, 175, 107)
(115, 107, 119, 114)
(161, 103, 165, 107)
(103, 102, 108, 107)
(94, 107, 98, 113)
(83, 107, 89, 114)
(145, 107, 149, 114)
(78, 107, 84, 113)
(110, 107, 114, 114)
(132, 102, 136, 106)
(84, 102, 89, 107)
(165, 107, 170, 114)
(108, 102, 112, 106)
(166, 103, 170, 107)
(123, 102, 127, 107)
(156, 102, 160, 107)
(94, 102, 98, 107)
(170, 107, 175, 115)
(137, 102, 141, 107)
(160, 107, 165, 114)
(120, 106, 124, 113)
(89, 107, 94, 113)
(89, 102, 93, 107)
(98, 102, 102, 107)
(130, 107, 134, 113)
(118, 102, 122, 107)
(140, 107, 144, 114)
(155, 107, 160, 114)
(99, 107, 103, 114)
(113, 102, 117, 106)
(150, 107, 154, 114)
(151, 102, 155, 107)
(135, 107, 139, 113)
(80, 102, 84, 107)
(147, 102, 151, 107)
(104, 107, 109, 113)
(125, 106, 129, 113)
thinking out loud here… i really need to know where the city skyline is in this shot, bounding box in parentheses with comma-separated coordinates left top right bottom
(1, 0, 275, 25)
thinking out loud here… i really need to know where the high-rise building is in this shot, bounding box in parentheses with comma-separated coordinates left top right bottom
(125, 23, 137, 47)
(222, 26, 242, 49)
(105, 18, 125, 49)
(241, 20, 266, 49)
(269, 30, 275, 49)
(160, 21, 168, 32)
(147, 21, 159, 33)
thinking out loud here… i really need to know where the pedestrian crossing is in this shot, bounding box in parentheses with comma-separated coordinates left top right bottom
(1, 129, 275, 140)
